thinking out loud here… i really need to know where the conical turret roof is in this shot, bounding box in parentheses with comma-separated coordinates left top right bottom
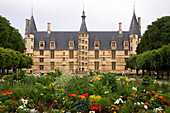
(79, 11, 88, 33)
(25, 16, 37, 34)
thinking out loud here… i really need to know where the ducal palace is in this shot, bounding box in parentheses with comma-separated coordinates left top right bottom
(24, 8, 141, 74)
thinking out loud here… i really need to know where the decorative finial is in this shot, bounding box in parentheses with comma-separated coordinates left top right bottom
(83, 3, 84, 12)
(31, 5, 33, 16)
(133, 1, 135, 14)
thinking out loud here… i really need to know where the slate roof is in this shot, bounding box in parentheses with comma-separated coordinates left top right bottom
(25, 16, 37, 34)
(33, 31, 130, 50)
(27, 10, 141, 51)
(129, 13, 141, 37)
(79, 11, 88, 33)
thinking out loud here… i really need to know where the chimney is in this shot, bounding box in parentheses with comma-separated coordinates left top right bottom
(138, 17, 141, 33)
(47, 22, 51, 34)
(119, 22, 122, 35)
(25, 19, 30, 32)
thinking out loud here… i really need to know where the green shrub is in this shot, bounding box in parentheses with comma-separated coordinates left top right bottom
(12, 87, 26, 100)
(97, 98, 111, 111)
(141, 75, 153, 85)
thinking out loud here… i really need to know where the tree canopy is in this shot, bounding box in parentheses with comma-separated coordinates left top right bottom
(0, 47, 33, 74)
(0, 15, 26, 53)
(136, 16, 170, 54)
(126, 44, 170, 79)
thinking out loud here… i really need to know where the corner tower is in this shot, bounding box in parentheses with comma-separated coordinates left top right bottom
(129, 7, 141, 56)
(25, 10, 37, 57)
(78, 10, 89, 73)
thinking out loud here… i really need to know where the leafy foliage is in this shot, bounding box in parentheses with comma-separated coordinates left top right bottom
(0, 15, 25, 53)
(137, 16, 170, 54)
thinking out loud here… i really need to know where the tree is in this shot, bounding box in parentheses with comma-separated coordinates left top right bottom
(136, 16, 170, 54)
(0, 15, 26, 53)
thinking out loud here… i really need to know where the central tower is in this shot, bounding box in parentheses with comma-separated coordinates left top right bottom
(78, 10, 89, 73)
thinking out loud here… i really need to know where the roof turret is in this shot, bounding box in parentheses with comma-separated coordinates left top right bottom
(25, 16, 37, 34)
(79, 10, 88, 33)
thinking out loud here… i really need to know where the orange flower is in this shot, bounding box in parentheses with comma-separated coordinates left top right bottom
(3, 93, 6, 96)
(155, 95, 158, 97)
(79, 95, 85, 99)
(159, 96, 163, 99)
(111, 108, 114, 111)
(143, 102, 149, 106)
(8, 92, 12, 95)
(127, 97, 130, 99)
(116, 108, 119, 110)
(152, 91, 156, 95)
(142, 110, 145, 112)
(146, 91, 150, 94)
(132, 93, 136, 97)
(72, 94, 76, 97)
(109, 107, 111, 109)
(27, 97, 29, 99)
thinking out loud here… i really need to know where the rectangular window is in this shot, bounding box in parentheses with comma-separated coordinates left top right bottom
(63, 52, 65, 55)
(31, 46, 33, 49)
(39, 65, 44, 70)
(112, 42, 116, 47)
(70, 42, 74, 47)
(112, 62, 116, 70)
(31, 39, 34, 42)
(51, 42, 54, 47)
(125, 42, 128, 47)
(40, 50, 44, 55)
(112, 50, 116, 59)
(95, 62, 99, 70)
(51, 50, 54, 59)
(69, 62, 74, 71)
(51, 62, 55, 70)
(69, 50, 74, 59)
(94, 41, 99, 47)
(39, 58, 44, 62)
(63, 58, 65, 61)
(125, 50, 128, 55)
(40, 42, 44, 47)
(95, 50, 99, 59)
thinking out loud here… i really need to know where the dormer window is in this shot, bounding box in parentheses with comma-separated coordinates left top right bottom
(69, 41, 74, 49)
(94, 41, 100, 49)
(39, 41, 45, 49)
(50, 41, 55, 49)
(111, 41, 117, 49)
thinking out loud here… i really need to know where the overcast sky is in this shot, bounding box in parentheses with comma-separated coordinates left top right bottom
(0, 0, 170, 38)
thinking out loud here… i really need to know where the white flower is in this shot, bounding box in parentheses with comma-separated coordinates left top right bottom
(114, 98, 125, 104)
(144, 105, 148, 109)
(141, 102, 144, 104)
(104, 91, 109, 94)
(18, 105, 24, 109)
(137, 102, 140, 105)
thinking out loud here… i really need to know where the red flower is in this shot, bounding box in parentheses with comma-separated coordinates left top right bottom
(82, 93, 88, 97)
(132, 93, 136, 97)
(3, 91, 6, 93)
(90, 106, 97, 111)
(162, 98, 167, 102)
(27, 97, 29, 99)
(152, 91, 156, 95)
(141, 94, 145, 97)
(98, 106, 102, 111)
(127, 97, 130, 99)
(52, 105, 54, 108)
(68, 94, 73, 98)
(7, 90, 11, 92)
(76, 91, 79, 94)
(93, 103, 97, 107)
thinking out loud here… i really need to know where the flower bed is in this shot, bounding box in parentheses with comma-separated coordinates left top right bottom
(0, 71, 169, 112)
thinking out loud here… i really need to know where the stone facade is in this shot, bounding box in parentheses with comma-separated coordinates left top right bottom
(24, 9, 141, 74)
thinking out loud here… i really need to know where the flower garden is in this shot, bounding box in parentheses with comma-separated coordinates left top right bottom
(0, 70, 169, 113)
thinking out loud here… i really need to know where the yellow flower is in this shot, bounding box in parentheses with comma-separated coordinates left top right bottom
(151, 98, 154, 101)
(66, 99, 68, 101)
(125, 78, 130, 83)
(132, 87, 137, 91)
(62, 110, 65, 113)
(95, 77, 100, 82)
(114, 111, 116, 113)
(50, 83, 55, 87)
(54, 100, 57, 102)
(111, 108, 114, 111)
